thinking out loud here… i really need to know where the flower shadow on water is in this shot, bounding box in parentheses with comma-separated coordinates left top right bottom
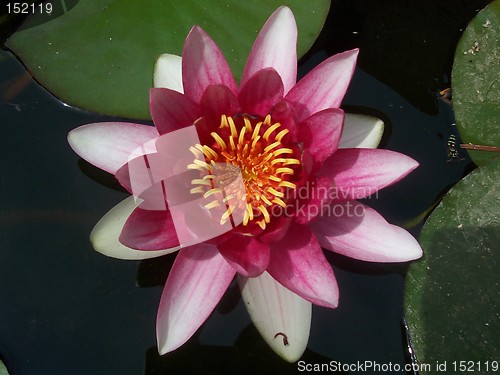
(143, 325, 347, 375)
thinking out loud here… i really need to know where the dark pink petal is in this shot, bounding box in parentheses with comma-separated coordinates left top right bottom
(67, 122, 158, 174)
(258, 215, 292, 244)
(119, 207, 180, 250)
(285, 49, 359, 121)
(199, 85, 240, 127)
(242, 6, 297, 94)
(310, 201, 423, 262)
(293, 176, 335, 225)
(319, 148, 419, 200)
(238, 68, 284, 117)
(299, 108, 344, 165)
(182, 26, 238, 103)
(268, 101, 298, 142)
(157, 244, 235, 354)
(267, 223, 339, 308)
(150, 88, 201, 135)
(218, 234, 270, 277)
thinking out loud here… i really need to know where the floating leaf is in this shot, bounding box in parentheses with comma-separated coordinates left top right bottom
(0, 359, 9, 375)
(452, 0, 500, 164)
(5, 0, 330, 119)
(404, 158, 500, 373)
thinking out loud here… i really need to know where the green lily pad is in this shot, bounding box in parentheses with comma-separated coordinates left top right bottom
(404, 158, 500, 373)
(5, 0, 330, 119)
(452, 0, 500, 165)
(0, 359, 9, 375)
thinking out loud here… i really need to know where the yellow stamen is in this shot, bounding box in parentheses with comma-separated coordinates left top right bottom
(264, 114, 271, 126)
(261, 195, 272, 206)
(279, 181, 296, 189)
(244, 117, 252, 131)
(252, 122, 262, 140)
(189, 114, 300, 229)
(193, 159, 210, 169)
(264, 141, 281, 154)
(284, 158, 301, 165)
(275, 129, 289, 142)
(222, 194, 235, 203)
(263, 123, 281, 141)
(272, 197, 287, 208)
(238, 126, 246, 145)
(189, 146, 203, 158)
(251, 135, 261, 148)
(205, 200, 220, 209)
(220, 205, 235, 225)
(228, 117, 237, 138)
(203, 188, 221, 198)
(187, 163, 207, 172)
(273, 148, 294, 156)
(271, 158, 289, 165)
(220, 114, 229, 128)
(258, 205, 270, 223)
(190, 187, 205, 194)
(211, 132, 227, 150)
(257, 220, 266, 230)
(202, 145, 218, 159)
(191, 179, 211, 186)
(276, 167, 294, 175)
(267, 187, 284, 197)
(246, 203, 254, 220)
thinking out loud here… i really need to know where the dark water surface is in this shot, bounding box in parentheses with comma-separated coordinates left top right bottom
(0, 1, 490, 374)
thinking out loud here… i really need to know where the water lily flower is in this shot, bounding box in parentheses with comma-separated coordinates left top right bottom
(68, 6, 422, 362)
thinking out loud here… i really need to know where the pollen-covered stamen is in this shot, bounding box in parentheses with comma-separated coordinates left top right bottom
(190, 114, 300, 229)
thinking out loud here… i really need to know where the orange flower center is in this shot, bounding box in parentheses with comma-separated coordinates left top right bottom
(188, 114, 300, 229)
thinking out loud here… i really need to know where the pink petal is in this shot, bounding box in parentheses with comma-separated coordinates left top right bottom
(182, 26, 238, 104)
(268, 101, 298, 142)
(157, 244, 235, 354)
(238, 68, 284, 117)
(242, 6, 297, 94)
(310, 201, 423, 262)
(199, 85, 240, 127)
(238, 272, 311, 362)
(299, 108, 344, 165)
(67, 122, 158, 174)
(218, 234, 270, 277)
(319, 148, 419, 200)
(90, 197, 180, 260)
(119, 206, 180, 250)
(267, 223, 339, 308)
(285, 49, 359, 121)
(293, 176, 335, 225)
(150, 88, 201, 135)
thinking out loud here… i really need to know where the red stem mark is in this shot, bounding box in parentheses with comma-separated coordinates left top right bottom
(274, 332, 289, 346)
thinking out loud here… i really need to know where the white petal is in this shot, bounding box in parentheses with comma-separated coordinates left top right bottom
(90, 196, 180, 260)
(239, 272, 312, 362)
(68, 122, 159, 175)
(153, 54, 184, 93)
(339, 113, 384, 148)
